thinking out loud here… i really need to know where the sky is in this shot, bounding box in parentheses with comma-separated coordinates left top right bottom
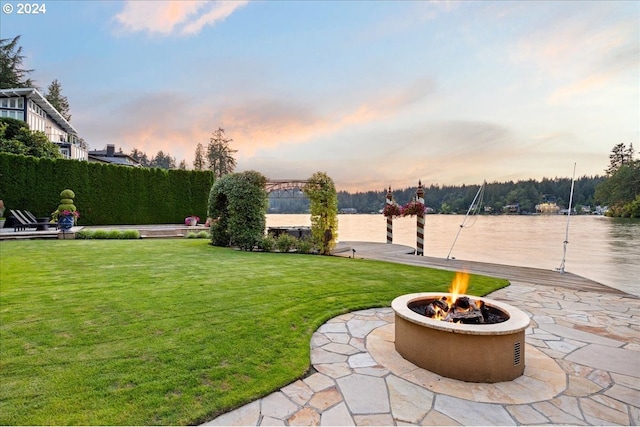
(1, 0, 638, 192)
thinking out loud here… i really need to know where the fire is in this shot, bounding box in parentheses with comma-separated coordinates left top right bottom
(448, 271, 469, 304)
(407, 272, 509, 324)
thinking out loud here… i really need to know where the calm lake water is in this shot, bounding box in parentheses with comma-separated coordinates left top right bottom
(267, 214, 640, 297)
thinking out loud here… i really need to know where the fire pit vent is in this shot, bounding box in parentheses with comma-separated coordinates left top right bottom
(514, 341, 522, 366)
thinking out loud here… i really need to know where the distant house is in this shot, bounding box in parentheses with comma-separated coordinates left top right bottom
(339, 208, 358, 214)
(535, 202, 560, 214)
(88, 144, 141, 167)
(503, 203, 520, 214)
(0, 87, 88, 160)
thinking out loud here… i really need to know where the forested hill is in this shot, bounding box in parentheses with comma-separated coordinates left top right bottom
(268, 176, 605, 214)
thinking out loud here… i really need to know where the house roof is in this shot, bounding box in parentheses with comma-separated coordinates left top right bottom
(0, 87, 78, 135)
(88, 149, 142, 167)
(88, 155, 141, 166)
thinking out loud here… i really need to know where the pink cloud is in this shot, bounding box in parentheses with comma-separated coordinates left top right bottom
(113, 1, 248, 36)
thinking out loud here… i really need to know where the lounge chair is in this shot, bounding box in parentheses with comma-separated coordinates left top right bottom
(24, 210, 57, 230)
(23, 210, 39, 223)
(10, 209, 42, 231)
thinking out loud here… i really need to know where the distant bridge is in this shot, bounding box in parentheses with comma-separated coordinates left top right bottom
(266, 179, 310, 198)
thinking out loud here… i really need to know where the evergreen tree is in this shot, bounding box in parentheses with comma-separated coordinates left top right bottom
(207, 128, 237, 178)
(150, 150, 176, 169)
(0, 118, 61, 159)
(596, 143, 639, 217)
(131, 148, 150, 167)
(45, 79, 71, 122)
(178, 159, 187, 170)
(0, 35, 34, 89)
(193, 143, 205, 171)
(606, 142, 635, 175)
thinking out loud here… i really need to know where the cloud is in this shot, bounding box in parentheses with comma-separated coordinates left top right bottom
(237, 119, 520, 191)
(508, 6, 638, 103)
(113, 0, 248, 36)
(549, 44, 639, 104)
(74, 79, 434, 183)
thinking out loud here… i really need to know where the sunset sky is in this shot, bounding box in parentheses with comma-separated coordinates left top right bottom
(1, 0, 638, 191)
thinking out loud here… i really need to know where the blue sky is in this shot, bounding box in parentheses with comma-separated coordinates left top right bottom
(1, 1, 638, 191)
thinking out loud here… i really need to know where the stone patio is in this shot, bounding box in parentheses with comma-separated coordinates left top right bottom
(204, 243, 639, 426)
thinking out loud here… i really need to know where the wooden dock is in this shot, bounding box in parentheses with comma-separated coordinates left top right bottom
(335, 241, 634, 296)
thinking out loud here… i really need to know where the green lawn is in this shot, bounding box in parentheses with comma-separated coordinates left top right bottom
(0, 239, 509, 425)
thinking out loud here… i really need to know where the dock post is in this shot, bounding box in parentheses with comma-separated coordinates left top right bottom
(386, 186, 393, 244)
(416, 181, 425, 256)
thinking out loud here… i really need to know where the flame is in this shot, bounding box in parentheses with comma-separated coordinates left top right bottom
(448, 271, 470, 304)
(433, 305, 447, 321)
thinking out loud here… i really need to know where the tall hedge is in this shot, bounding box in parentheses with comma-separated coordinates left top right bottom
(0, 153, 214, 225)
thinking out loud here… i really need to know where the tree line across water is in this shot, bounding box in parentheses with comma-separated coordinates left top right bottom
(273, 143, 638, 217)
(269, 175, 605, 215)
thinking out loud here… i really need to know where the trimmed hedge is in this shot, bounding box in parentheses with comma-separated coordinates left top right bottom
(0, 153, 214, 225)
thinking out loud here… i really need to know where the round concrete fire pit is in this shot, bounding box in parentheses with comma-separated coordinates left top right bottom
(392, 292, 530, 383)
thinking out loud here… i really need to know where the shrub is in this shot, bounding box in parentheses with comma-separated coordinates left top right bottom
(275, 233, 297, 253)
(258, 234, 276, 252)
(303, 172, 338, 255)
(297, 237, 316, 254)
(75, 229, 93, 239)
(75, 229, 140, 239)
(197, 230, 209, 239)
(186, 232, 197, 239)
(208, 171, 268, 250)
(92, 230, 109, 239)
(120, 230, 140, 239)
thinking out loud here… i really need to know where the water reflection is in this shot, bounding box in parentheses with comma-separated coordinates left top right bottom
(267, 214, 640, 297)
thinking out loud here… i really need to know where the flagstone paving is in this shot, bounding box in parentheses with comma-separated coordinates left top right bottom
(204, 245, 640, 426)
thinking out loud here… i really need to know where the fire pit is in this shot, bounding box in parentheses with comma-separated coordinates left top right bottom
(391, 272, 530, 383)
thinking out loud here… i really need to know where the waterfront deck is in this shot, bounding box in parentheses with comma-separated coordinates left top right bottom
(334, 241, 629, 295)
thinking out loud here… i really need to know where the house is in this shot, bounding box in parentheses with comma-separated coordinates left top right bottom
(0, 87, 88, 160)
(88, 144, 141, 167)
(503, 203, 520, 214)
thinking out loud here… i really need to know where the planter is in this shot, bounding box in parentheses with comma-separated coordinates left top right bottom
(59, 215, 74, 231)
(0, 218, 5, 229)
(188, 218, 197, 226)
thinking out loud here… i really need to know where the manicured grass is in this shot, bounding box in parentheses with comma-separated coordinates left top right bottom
(0, 239, 508, 425)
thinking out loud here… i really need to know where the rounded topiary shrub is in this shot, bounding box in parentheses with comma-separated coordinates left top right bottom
(60, 189, 75, 199)
(57, 189, 77, 212)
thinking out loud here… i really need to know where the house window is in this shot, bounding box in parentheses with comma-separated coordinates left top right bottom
(1, 97, 24, 109)
(0, 110, 24, 120)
